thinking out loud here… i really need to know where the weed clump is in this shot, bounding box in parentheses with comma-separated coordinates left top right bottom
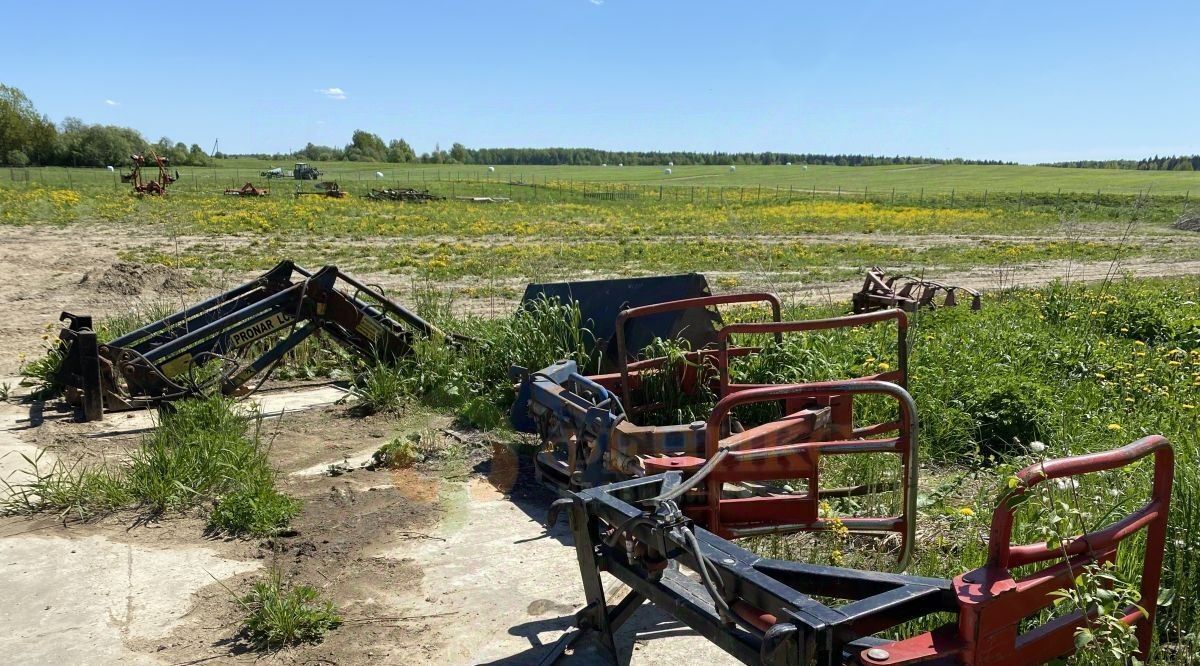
(238, 570, 341, 650)
(3, 394, 299, 537)
(372, 434, 421, 469)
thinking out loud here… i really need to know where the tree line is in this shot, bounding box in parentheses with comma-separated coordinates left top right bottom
(0, 85, 210, 168)
(11, 81, 1194, 171)
(234, 134, 1014, 167)
(1043, 156, 1198, 171)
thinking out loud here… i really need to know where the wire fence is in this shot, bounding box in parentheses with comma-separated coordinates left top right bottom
(5, 165, 1197, 213)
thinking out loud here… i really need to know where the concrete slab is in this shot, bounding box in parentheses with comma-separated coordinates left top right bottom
(84, 385, 351, 438)
(0, 403, 53, 496)
(291, 445, 380, 477)
(0, 534, 258, 664)
(375, 478, 737, 665)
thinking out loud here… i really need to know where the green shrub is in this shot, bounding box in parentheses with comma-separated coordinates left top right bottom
(957, 375, 1054, 458)
(209, 482, 301, 537)
(239, 571, 341, 650)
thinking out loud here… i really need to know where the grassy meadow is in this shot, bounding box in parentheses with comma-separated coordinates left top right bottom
(3, 161, 1200, 662)
(10, 160, 1200, 195)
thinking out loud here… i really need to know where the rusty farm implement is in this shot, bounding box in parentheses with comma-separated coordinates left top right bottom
(121, 152, 177, 195)
(509, 274, 1171, 666)
(852, 267, 981, 313)
(52, 260, 464, 421)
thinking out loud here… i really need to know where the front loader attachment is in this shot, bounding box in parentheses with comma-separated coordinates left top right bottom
(54, 260, 460, 421)
(511, 285, 915, 565)
(545, 436, 1172, 666)
(521, 273, 721, 370)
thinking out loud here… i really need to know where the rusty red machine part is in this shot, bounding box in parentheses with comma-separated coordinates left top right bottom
(223, 182, 270, 197)
(852, 267, 981, 313)
(120, 152, 177, 195)
(509, 282, 1171, 665)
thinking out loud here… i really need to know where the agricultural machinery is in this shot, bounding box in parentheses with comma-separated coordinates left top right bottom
(121, 153, 177, 195)
(366, 187, 445, 202)
(852, 267, 981, 313)
(52, 260, 464, 421)
(262, 163, 322, 180)
(295, 181, 348, 198)
(223, 182, 270, 197)
(508, 274, 1171, 665)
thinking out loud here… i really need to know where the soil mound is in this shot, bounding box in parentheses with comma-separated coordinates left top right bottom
(80, 262, 194, 295)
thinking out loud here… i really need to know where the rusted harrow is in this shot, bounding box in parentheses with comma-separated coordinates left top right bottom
(852, 267, 981, 313)
(366, 187, 444, 202)
(223, 182, 270, 197)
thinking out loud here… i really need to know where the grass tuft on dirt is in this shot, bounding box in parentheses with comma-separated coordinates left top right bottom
(237, 570, 341, 650)
(2, 394, 299, 536)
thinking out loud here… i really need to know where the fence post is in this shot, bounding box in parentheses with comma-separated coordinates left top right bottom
(950, 188, 955, 206)
(836, 185, 841, 199)
(1019, 191, 1024, 212)
(919, 188, 924, 205)
(659, 185, 663, 201)
(1184, 190, 1190, 214)
(983, 189, 988, 205)
(891, 187, 895, 204)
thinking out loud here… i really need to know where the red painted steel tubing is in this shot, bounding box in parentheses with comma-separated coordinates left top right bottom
(986, 434, 1173, 657)
(614, 292, 782, 412)
(715, 308, 908, 395)
(703, 380, 918, 569)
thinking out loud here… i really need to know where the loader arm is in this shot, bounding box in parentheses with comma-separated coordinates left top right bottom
(54, 260, 459, 420)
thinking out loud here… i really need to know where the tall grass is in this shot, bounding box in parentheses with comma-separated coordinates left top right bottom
(350, 296, 598, 428)
(2, 394, 299, 536)
(235, 569, 341, 650)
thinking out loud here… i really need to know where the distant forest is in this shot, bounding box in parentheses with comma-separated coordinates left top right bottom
(2, 83, 1195, 170)
(249, 139, 1016, 167)
(1043, 156, 1199, 171)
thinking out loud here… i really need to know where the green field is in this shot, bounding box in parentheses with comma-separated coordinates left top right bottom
(9, 160, 1200, 195)
(5, 153, 1200, 664)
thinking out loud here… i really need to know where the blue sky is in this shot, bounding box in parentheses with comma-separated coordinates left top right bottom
(8, 1, 1199, 163)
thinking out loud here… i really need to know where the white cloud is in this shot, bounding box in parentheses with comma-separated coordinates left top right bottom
(589, 0, 604, 4)
(104, 99, 119, 107)
(316, 87, 347, 100)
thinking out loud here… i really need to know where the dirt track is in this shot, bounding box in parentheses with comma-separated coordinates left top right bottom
(2, 223, 1197, 376)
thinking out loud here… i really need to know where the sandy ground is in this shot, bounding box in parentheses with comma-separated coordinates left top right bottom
(0, 379, 734, 665)
(0, 221, 1195, 664)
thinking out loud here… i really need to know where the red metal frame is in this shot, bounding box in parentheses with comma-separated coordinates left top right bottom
(863, 435, 1173, 665)
(612, 292, 782, 414)
(691, 380, 918, 568)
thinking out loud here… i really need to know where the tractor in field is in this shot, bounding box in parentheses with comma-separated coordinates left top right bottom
(260, 163, 323, 180)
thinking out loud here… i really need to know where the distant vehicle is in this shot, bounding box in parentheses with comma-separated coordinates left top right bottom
(293, 162, 322, 180)
(261, 163, 323, 180)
